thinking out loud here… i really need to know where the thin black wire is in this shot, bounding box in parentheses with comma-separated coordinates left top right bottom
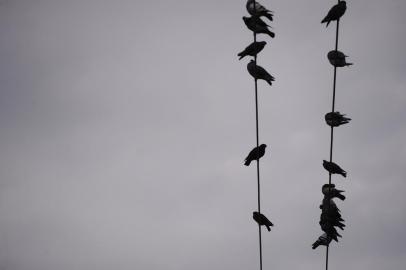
(252, 2, 263, 270)
(326, 0, 341, 268)
(254, 29, 264, 270)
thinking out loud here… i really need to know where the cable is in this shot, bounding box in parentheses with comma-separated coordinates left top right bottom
(326, 1, 341, 269)
(252, 2, 263, 270)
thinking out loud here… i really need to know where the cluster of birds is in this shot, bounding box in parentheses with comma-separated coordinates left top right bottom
(313, 0, 352, 250)
(312, 184, 346, 249)
(239, 0, 275, 232)
(238, 0, 275, 86)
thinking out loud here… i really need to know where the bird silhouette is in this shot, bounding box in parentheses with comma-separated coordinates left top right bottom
(323, 160, 347, 177)
(327, 50, 353, 67)
(243, 16, 275, 38)
(325, 111, 351, 127)
(247, 60, 275, 86)
(322, 184, 346, 201)
(321, 1, 347, 27)
(238, 41, 267, 60)
(244, 144, 267, 166)
(253, 211, 273, 231)
(246, 0, 273, 21)
(312, 233, 332, 249)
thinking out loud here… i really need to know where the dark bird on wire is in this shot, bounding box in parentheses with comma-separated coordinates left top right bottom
(321, 1, 347, 27)
(322, 184, 346, 201)
(243, 16, 275, 38)
(312, 233, 332, 249)
(327, 50, 353, 67)
(244, 144, 267, 166)
(325, 111, 351, 127)
(323, 160, 347, 178)
(246, 0, 274, 21)
(253, 211, 274, 231)
(238, 41, 267, 60)
(247, 60, 275, 86)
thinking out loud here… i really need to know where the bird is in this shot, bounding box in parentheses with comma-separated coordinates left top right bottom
(320, 223, 342, 242)
(327, 50, 353, 67)
(247, 60, 275, 86)
(323, 160, 347, 177)
(243, 16, 275, 38)
(322, 184, 346, 201)
(238, 41, 267, 60)
(246, 0, 274, 21)
(325, 111, 351, 127)
(253, 211, 273, 231)
(321, 1, 347, 27)
(312, 233, 332, 249)
(244, 144, 267, 166)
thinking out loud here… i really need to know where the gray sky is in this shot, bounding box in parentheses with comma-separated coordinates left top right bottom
(1, 0, 406, 269)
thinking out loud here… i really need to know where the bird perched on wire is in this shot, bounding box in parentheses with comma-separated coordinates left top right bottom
(246, 0, 273, 21)
(312, 233, 332, 249)
(247, 60, 275, 86)
(253, 211, 274, 231)
(322, 184, 346, 201)
(323, 160, 347, 178)
(327, 50, 353, 67)
(238, 41, 267, 60)
(244, 144, 267, 166)
(325, 111, 351, 127)
(321, 1, 347, 27)
(243, 16, 275, 38)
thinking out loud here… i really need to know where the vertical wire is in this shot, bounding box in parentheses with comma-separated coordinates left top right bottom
(326, 0, 341, 268)
(252, 2, 263, 270)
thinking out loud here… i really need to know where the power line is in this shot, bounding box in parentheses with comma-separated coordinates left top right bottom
(326, 1, 341, 270)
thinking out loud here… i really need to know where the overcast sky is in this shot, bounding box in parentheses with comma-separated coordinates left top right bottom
(1, 0, 406, 270)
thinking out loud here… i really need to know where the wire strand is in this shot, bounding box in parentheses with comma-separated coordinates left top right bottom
(252, 2, 263, 270)
(326, 0, 341, 269)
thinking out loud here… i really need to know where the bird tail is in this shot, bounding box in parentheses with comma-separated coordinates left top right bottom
(312, 241, 320, 250)
(341, 171, 347, 178)
(244, 159, 251, 166)
(326, 20, 331, 27)
(264, 13, 273, 21)
(346, 63, 353, 66)
(337, 193, 346, 201)
(266, 79, 273, 86)
(238, 52, 245, 60)
(265, 225, 271, 232)
(267, 29, 275, 38)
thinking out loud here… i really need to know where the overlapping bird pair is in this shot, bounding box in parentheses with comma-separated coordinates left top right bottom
(313, 0, 353, 250)
(238, 0, 275, 234)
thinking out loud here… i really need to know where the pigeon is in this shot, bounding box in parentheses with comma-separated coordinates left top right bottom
(327, 50, 353, 67)
(244, 144, 267, 166)
(312, 233, 332, 249)
(320, 223, 342, 242)
(253, 211, 273, 231)
(238, 41, 267, 60)
(323, 160, 347, 177)
(321, 1, 347, 27)
(246, 0, 274, 21)
(322, 184, 346, 201)
(325, 111, 351, 127)
(320, 214, 345, 230)
(243, 16, 275, 38)
(247, 60, 275, 86)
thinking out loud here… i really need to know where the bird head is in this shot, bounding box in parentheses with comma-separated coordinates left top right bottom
(322, 184, 335, 190)
(339, 1, 346, 6)
(260, 144, 267, 148)
(242, 17, 249, 23)
(323, 160, 328, 164)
